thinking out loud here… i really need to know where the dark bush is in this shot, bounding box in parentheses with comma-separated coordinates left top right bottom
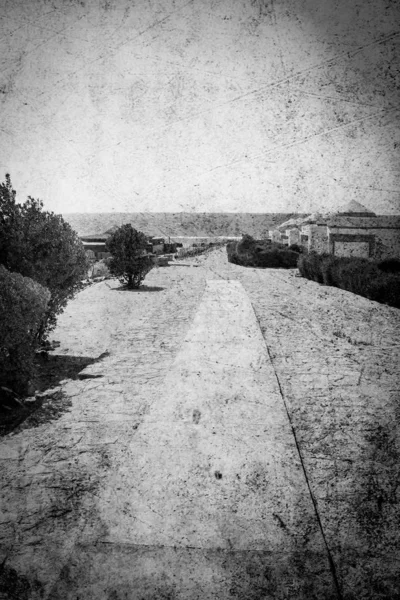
(226, 243, 240, 265)
(367, 275, 400, 307)
(239, 234, 256, 250)
(105, 224, 154, 288)
(378, 258, 400, 273)
(254, 248, 299, 268)
(298, 253, 400, 309)
(227, 237, 300, 269)
(289, 243, 304, 254)
(0, 266, 50, 393)
(298, 253, 325, 283)
(0, 175, 88, 341)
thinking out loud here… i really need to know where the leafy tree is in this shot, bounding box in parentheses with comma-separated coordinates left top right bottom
(0, 174, 89, 342)
(105, 224, 154, 288)
(0, 266, 50, 393)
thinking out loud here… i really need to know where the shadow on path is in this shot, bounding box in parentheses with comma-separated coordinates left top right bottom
(112, 285, 165, 292)
(0, 352, 110, 437)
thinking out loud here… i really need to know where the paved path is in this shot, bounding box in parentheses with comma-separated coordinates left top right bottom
(54, 280, 332, 598)
(1, 249, 399, 599)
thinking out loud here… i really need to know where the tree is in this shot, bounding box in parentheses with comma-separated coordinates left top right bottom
(0, 174, 89, 342)
(105, 224, 154, 288)
(0, 266, 50, 393)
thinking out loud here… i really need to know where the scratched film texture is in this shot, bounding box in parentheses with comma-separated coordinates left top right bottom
(0, 0, 399, 214)
(1, 3, 400, 600)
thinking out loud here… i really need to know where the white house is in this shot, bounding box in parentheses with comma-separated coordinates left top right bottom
(273, 201, 400, 259)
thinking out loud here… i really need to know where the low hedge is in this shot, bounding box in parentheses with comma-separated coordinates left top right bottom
(298, 253, 400, 309)
(227, 235, 300, 269)
(253, 248, 299, 268)
(0, 266, 50, 393)
(377, 258, 400, 273)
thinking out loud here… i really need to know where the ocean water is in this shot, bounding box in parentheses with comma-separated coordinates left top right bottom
(169, 236, 242, 247)
(62, 213, 304, 238)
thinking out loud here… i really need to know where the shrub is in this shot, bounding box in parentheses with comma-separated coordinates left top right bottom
(298, 253, 400, 309)
(367, 275, 400, 307)
(0, 175, 89, 341)
(240, 234, 256, 250)
(298, 252, 324, 282)
(254, 248, 299, 268)
(378, 258, 400, 273)
(228, 235, 300, 269)
(0, 266, 50, 393)
(105, 224, 154, 288)
(226, 241, 250, 266)
(289, 243, 304, 254)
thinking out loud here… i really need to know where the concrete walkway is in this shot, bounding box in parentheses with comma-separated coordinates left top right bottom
(46, 280, 336, 599)
(2, 250, 399, 599)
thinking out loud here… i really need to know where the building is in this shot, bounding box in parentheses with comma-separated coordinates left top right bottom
(80, 229, 113, 259)
(273, 201, 400, 259)
(80, 228, 169, 260)
(79, 234, 111, 260)
(325, 202, 400, 259)
(148, 237, 165, 255)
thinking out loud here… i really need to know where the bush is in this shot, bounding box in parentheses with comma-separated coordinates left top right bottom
(298, 252, 325, 282)
(254, 248, 299, 268)
(105, 224, 154, 288)
(0, 266, 50, 393)
(298, 253, 400, 309)
(0, 175, 89, 341)
(240, 234, 256, 250)
(378, 258, 400, 273)
(227, 236, 300, 269)
(289, 243, 304, 254)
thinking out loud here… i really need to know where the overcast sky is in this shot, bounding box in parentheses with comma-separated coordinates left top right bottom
(0, 0, 399, 214)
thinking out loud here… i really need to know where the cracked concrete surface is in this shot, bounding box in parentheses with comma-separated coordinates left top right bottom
(0, 249, 399, 599)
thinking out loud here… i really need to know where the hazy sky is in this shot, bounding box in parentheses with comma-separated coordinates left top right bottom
(0, 0, 399, 214)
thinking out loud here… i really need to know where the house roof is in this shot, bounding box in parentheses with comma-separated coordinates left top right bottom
(103, 225, 120, 235)
(277, 217, 305, 230)
(334, 200, 376, 216)
(327, 215, 400, 228)
(284, 202, 377, 230)
(80, 234, 109, 241)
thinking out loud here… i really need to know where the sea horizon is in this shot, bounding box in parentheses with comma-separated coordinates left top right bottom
(62, 212, 306, 237)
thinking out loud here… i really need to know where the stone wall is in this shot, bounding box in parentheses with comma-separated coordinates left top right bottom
(334, 240, 370, 258)
(328, 227, 400, 259)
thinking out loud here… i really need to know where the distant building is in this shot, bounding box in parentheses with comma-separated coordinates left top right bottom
(272, 201, 400, 259)
(148, 237, 165, 255)
(325, 202, 400, 259)
(288, 229, 301, 246)
(80, 228, 168, 259)
(80, 233, 111, 259)
(269, 230, 282, 243)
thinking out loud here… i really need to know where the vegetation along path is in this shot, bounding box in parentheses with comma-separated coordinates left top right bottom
(0, 248, 399, 599)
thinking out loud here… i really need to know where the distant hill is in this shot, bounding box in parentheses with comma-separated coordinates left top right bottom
(63, 213, 307, 238)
